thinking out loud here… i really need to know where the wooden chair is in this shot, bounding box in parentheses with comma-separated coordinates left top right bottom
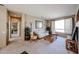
(30, 32, 38, 42)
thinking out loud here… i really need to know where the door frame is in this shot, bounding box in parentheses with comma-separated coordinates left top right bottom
(6, 15, 21, 45)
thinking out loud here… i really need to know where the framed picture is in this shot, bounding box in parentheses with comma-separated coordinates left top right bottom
(35, 21, 43, 29)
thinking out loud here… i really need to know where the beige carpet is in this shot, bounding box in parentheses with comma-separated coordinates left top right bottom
(0, 36, 75, 54)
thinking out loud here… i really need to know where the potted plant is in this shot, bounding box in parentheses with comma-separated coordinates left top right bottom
(25, 27, 31, 40)
(46, 26, 52, 35)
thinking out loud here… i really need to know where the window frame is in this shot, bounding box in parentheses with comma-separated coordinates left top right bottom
(35, 20, 43, 29)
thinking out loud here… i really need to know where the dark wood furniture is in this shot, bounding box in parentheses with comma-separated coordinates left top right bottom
(44, 35, 53, 43)
(66, 39, 78, 53)
(30, 32, 38, 42)
(43, 33, 57, 43)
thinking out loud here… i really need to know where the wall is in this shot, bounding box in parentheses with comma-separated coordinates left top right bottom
(20, 14, 26, 41)
(0, 6, 26, 48)
(25, 15, 45, 32)
(0, 6, 7, 48)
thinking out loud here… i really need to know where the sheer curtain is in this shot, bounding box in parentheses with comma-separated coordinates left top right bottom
(51, 21, 55, 32)
(64, 18, 72, 34)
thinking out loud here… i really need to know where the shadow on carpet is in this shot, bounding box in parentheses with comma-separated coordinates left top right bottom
(21, 51, 28, 54)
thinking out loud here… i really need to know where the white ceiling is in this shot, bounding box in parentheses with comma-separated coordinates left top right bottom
(4, 4, 78, 20)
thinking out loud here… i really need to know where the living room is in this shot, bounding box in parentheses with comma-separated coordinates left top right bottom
(0, 4, 79, 54)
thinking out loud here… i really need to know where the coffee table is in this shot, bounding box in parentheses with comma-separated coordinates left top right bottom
(43, 33, 57, 43)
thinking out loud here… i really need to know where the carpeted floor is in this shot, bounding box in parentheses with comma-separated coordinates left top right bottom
(0, 36, 75, 54)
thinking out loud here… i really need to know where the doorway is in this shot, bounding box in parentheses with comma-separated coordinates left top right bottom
(7, 15, 21, 44)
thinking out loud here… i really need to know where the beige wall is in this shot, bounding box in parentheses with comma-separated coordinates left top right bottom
(25, 15, 45, 32)
(21, 14, 26, 41)
(0, 6, 7, 48)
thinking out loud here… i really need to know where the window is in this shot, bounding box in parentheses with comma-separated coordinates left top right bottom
(35, 21, 43, 29)
(55, 20, 64, 32)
